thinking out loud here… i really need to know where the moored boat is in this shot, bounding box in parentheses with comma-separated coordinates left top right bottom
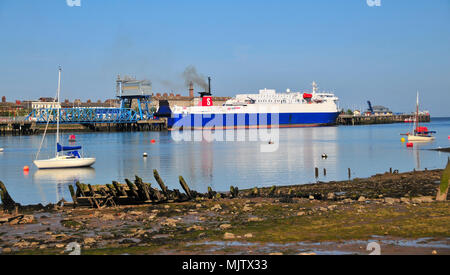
(33, 67, 96, 169)
(404, 92, 435, 142)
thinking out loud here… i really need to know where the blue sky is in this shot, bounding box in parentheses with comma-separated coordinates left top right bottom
(0, 0, 449, 115)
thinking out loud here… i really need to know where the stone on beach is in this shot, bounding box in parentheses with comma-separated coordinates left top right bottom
(162, 218, 179, 227)
(384, 197, 400, 204)
(326, 193, 335, 200)
(219, 224, 232, 230)
(84, 238, 96, 245)
(187, 225, 204, 231)
(101, 214, 115, 221)
(211, 204, 222, 211)
(411, 196, 434, 203)
(298, 252, 317, 255)
(247, 217, 263, 222)
(224, 232, 235, 239)
(358, 196, 366, 202)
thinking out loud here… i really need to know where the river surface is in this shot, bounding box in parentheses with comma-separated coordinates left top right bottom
(0, 118, 449, 205)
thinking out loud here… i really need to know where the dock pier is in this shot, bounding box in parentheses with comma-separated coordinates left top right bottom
(0, 118, 167, 135)
(337, 114, 430, 126)
(0, 118, 38, 136)
(82, 119, 166, 132)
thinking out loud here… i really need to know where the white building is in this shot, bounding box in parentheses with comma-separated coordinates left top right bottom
(32, 102, 61, 109)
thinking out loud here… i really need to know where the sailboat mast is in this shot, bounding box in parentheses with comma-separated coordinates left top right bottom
(56, 67, 61, 157)
(415, 91, 419, 132)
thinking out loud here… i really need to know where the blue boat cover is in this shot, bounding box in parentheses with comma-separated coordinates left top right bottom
(66, 150, 81, 158)
(57, 143, 82, 152)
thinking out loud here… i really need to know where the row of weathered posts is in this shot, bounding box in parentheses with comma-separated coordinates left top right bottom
(68, 170, 238, 208)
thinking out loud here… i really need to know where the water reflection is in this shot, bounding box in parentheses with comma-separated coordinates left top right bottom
(32, 168, 96, 202)
(409, 140, 435, 171)
(33, 167, 96, 182)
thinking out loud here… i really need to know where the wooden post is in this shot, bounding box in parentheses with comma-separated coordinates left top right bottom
(348, 168, 351, 180)
(179, 176, 192, 199)
(153, 169, 169, 197)
(125, 179, 139, 199)
(151, 186, 164, 201)
(88, 184, 101, 208)
(268, 185, 276, 197)
(76, 182, 86, 197)
(106, 184, 117, 198)
(436, 159, 450, 201)
(230, 186, 239, 198)
(99, 187, 109, 197)
(112, 181, 127, 197)
(252, 187, 259, 197)
(134, 176, 151, 201)
(68, 185, 77, 207)
(323, 168, 327, 176)
(76, 182, 94, 207)
(207, 186, 215, 199)
(173, 189, 182, 201)
(315, 167, 319, 178)
(0, 181, 18, 211)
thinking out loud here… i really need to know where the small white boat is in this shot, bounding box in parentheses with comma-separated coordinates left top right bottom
(34, 67, 96, 169)
(34, 156, 96, 169)
(405, 92, 436, 143)
(407, 134, 435, 142)
(0, 148, 4, 152)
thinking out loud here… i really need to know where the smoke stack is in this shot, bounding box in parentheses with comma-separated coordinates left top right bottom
(208, 77, 211, 95)
(189, 82, 194, 97)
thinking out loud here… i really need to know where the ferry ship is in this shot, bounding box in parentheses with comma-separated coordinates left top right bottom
(163, 81, 340, 129)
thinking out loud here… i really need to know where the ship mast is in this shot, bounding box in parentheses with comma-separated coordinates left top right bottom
(56, 67, 61, 157)
(415, 91, 419, 134)
(312, 81, 317, 95)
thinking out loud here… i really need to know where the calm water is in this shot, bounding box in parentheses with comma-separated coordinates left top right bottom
(1, 118, 449, 205)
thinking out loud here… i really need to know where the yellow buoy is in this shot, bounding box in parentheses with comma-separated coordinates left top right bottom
(401, 137, 405, 142)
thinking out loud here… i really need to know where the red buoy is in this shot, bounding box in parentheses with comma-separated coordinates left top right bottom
(69, 135, 76, 142)
(151, 139, 156, 144)
(23, 166, 30, 172)
(406, 142, 413, 148)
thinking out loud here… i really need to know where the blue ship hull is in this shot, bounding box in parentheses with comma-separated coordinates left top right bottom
(167, 112, 340, 129)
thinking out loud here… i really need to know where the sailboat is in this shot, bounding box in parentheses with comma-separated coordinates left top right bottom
(405, 92, 435, 142)
(33, 67, 96, 169)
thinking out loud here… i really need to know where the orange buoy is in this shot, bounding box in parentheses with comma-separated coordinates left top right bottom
(406, 142, 413, 148)
(23, 166, 30, 171)
(151, 139, 156, 144)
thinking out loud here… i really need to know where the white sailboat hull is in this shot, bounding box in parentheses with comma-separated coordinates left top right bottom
(407, 135, 435, 142)
(34, 156, 96, 169)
